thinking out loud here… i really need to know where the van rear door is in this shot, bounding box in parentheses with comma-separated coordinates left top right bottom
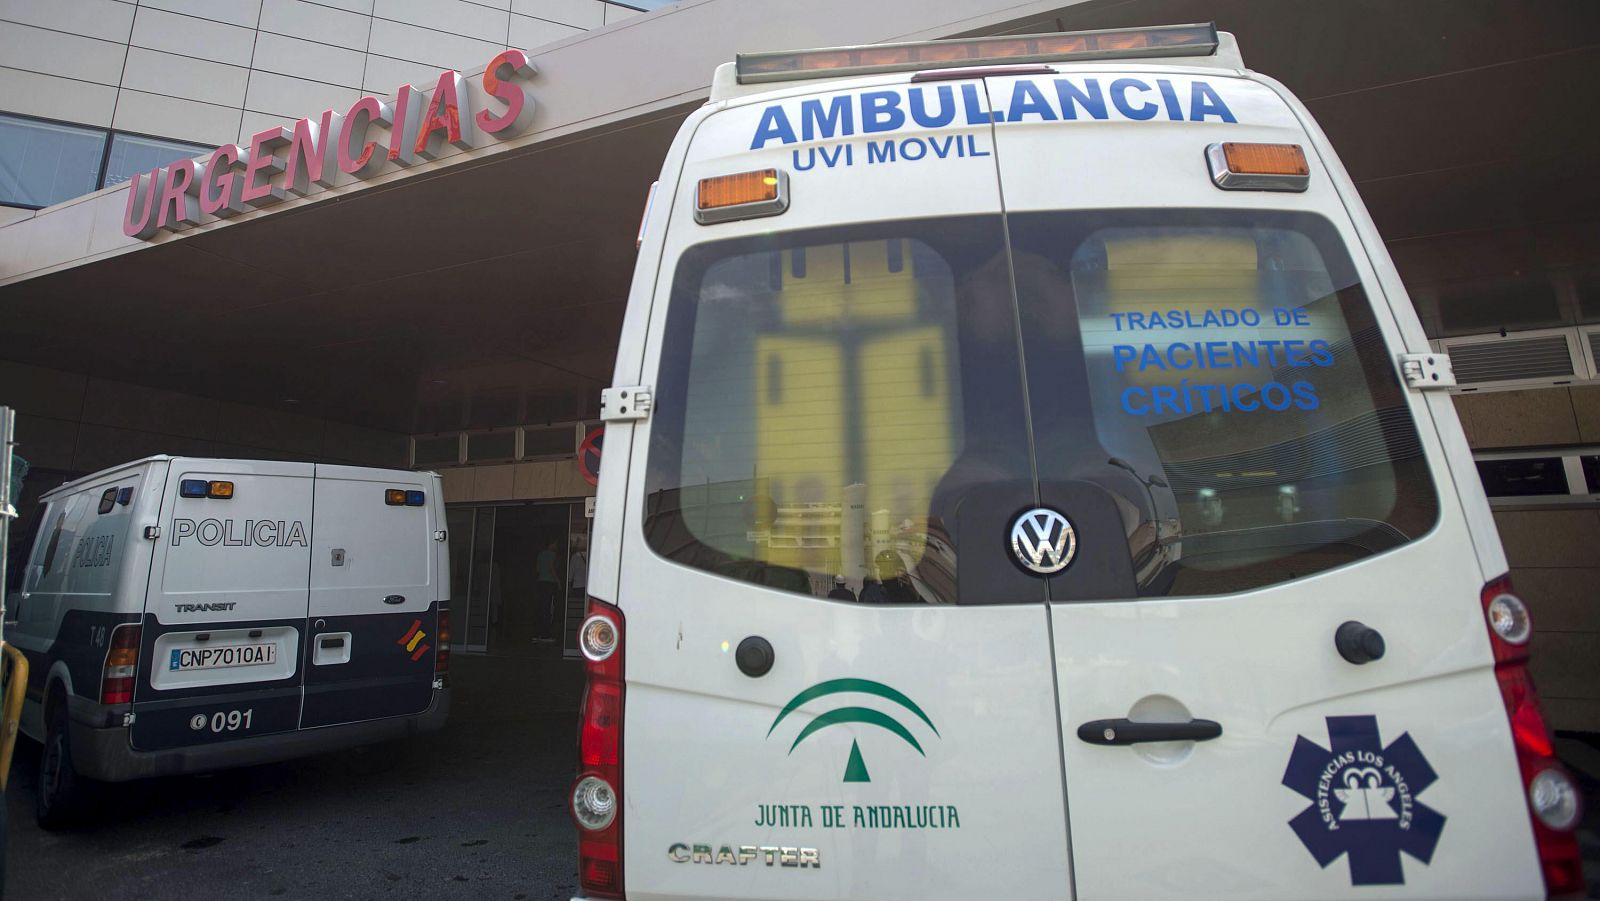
(615, 77, 1074, 899)
(135, 460, 312, 750)
(301, 465, 439, 728)
(983, 70, 1541, 898)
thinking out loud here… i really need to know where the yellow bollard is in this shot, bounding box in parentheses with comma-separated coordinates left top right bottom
(0, 642, 28, 791)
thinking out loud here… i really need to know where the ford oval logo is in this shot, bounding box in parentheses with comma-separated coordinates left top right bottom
(1010, 508, 1077, 575)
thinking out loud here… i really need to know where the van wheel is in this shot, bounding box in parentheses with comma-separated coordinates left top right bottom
(36, 696, 94, 830)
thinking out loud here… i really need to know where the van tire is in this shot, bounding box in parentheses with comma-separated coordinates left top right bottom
(35, 693, 95, 830)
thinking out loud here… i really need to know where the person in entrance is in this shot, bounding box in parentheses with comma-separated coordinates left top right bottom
(534, 540, 561, 643)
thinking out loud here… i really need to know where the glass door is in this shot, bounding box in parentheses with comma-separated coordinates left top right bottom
(463, 507, 496, 653)
(447, 501, 581, 657)
(562, 502, 592, 656)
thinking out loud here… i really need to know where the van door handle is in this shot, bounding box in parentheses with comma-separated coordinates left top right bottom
(383, 595, 405, 605)
(1077, 718, 1222, 745)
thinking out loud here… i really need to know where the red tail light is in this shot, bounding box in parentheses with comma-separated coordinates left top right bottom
(101, 624, 141, 705)
(435, 607, 451, 676)
(1482, 575, 1583, 898)
(574, 597, 624, 899)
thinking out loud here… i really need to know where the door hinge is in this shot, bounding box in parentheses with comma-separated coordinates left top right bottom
(142, 525, 160, 539)
(600, 386, 652, 422)
(122, 711, 136, 727)
(433, 529, 447, 542)
(1398, 352, 1455, 390)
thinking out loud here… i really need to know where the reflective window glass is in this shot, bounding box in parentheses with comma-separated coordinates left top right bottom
(103, 132, 211, 188)
(1009, 209, 1439, 599)
(0, 114, 105, 208)
(645, 217, 1037, 605)
(523, 424, 576, 458)
(1476, 458, 1569, 497)
(413, 434, 462, 467)
(466, 430, 517, 462)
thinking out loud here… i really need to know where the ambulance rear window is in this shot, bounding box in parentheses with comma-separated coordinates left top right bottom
(644, 217, 1036, 605)
(1007, 209, 1439, 598)
(645, 210, 1439, 603)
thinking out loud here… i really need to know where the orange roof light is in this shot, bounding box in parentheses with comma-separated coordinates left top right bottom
(1095, 32, 1151, 51)
(915, 43, 975, 63)
(1206, 142, 1311, 192)
(1221, 142, 1309, 176)
(695, 169, 790, 225)
(856, 47, 913, 67)
(736, 24, 1217, 84)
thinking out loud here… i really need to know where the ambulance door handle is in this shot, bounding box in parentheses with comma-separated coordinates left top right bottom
(1076, 718, 1222, 746)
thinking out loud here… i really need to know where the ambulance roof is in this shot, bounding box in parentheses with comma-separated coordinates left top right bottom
(710, 24, 1246, 102)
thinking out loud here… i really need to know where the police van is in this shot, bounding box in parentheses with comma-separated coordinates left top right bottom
(570, 23, 1585, 900)
(6, 456, 450, 828)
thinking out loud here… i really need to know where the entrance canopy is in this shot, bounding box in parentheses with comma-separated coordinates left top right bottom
(1, 0, 1595, 436)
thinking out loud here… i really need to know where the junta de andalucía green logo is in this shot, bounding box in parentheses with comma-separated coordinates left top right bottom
(767, 678, 939, 783)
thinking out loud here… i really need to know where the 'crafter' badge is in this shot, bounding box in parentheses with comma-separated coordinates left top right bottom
(1009, 508, 1076, 575)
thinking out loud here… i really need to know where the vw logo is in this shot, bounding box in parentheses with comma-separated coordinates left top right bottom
(1010, 508, 1077, 575)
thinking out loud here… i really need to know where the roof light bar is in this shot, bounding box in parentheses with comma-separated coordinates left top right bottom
(736, 23, 1218, 85)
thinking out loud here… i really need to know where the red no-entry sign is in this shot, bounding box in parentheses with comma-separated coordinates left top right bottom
(579, 426, 604, 487)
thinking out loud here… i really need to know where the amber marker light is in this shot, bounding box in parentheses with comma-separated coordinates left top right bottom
(1206, 142, 1311, 192)
(694, 169, 789, 225)
(1221, 142, 1309, 176)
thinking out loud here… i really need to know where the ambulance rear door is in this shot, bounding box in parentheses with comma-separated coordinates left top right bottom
(983, 68, 1540, 898)
(616, 73, 1075, 900)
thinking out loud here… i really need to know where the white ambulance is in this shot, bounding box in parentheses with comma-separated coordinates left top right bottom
(6, 456, 450, 828)
(570, 23, 1588, 901)
(569, 21, 1580, 901)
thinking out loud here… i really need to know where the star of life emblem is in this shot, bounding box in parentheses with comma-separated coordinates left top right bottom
(1281, 715, 1446, 886)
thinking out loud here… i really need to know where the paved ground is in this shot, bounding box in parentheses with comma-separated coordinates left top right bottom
(3, 656, 1598, 899)
(5, 655, 585, 901)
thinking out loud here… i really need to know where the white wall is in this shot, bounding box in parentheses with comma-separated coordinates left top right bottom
(0, 0, 642, 147)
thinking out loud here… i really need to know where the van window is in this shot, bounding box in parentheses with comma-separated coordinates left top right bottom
(645, 217, 1035, 605)
(1008, 209, 1439, 598)
(37, 508, 68, 576)
(4, 504, 45, 592)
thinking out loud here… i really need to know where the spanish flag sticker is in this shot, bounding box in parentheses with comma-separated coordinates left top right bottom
(398, 619, 431, 662)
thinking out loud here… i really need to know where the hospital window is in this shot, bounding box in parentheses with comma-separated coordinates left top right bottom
(0, 114, 103, 208)
(102, 133, 213, 189)
(0, 112, 212, 210)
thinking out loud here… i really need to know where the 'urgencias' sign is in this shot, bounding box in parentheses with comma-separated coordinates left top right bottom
(123, 49, 538, 239)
